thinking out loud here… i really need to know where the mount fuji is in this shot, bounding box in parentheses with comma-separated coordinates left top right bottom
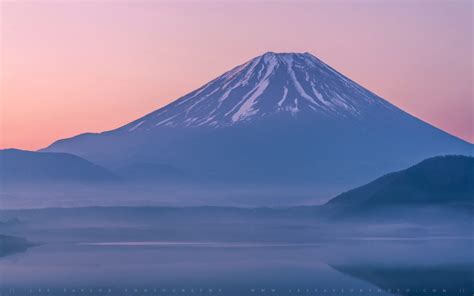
(42, 52, 472, 205)
(121, 52, 395, 128)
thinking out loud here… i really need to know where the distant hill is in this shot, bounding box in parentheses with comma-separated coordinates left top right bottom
(323, 155, 474, 220)
(0, 149, 118, 185)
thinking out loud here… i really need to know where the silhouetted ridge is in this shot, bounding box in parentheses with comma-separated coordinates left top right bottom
(0, 149, 118, 184)
(326, 155, 474, 207)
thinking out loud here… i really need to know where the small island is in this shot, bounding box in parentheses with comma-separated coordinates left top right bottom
(0, 234, 36, 257)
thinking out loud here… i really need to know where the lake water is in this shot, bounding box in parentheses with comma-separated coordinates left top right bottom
(0, 239, 472, 296)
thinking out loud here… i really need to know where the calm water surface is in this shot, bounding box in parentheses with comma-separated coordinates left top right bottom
(0, 239, 472, 296)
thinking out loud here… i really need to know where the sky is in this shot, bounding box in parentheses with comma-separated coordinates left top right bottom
(0, 0, 472, 150)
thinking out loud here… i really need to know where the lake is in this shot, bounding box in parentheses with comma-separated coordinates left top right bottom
(1, 238, 472, 296)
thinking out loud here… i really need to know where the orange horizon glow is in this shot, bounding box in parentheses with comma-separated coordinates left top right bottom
(1, 1, 472, 150)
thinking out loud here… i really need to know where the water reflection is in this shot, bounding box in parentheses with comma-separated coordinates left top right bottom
(331, 264, 473, 295)
(0, 239, 472, 295)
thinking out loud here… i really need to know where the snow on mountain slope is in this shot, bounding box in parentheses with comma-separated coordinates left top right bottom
(120, 52, 396, 131)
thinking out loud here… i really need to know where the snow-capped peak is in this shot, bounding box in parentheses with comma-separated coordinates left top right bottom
(124, 52, 395, 131)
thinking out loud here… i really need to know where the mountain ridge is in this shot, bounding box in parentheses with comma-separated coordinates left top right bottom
(0, 149, 118, 184)
(322, 155, 474, 220)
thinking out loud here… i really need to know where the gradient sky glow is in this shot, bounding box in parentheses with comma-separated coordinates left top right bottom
(1, 0, 472, 150)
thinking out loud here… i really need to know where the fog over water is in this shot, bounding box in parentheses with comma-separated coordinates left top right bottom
(0, 205, 473, 296)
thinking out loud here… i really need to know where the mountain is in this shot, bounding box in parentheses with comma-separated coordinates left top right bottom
(323, 155, 474, 220)
(0, 149, 118, 185)
(42, 52, 472, 204)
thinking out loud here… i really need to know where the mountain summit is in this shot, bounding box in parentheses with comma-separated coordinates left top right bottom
(43, 52, 472, 205)
(122, 52, 394, 131)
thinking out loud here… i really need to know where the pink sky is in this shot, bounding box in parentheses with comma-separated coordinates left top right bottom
(1, 1, 472, 150)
